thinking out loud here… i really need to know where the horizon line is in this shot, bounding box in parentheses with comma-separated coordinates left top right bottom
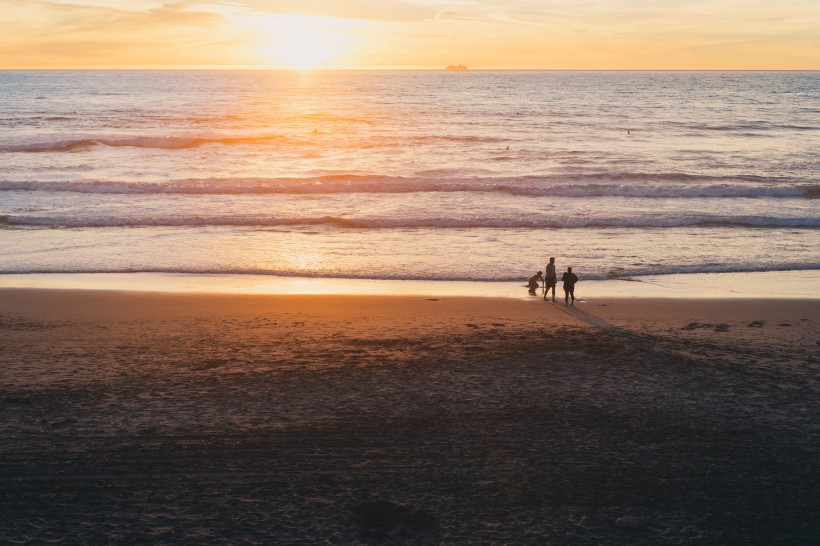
(2, 67, 819, 72)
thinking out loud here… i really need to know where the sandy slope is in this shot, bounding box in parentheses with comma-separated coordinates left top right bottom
(1, 289, 818, 544)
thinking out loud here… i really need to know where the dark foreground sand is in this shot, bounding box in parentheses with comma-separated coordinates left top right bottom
(1, 289, 818, 544)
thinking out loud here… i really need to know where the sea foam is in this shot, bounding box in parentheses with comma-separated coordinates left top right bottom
(0, 178, 815, 198)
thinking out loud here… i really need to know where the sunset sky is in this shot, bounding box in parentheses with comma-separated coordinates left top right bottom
(2, 0, 818, 70)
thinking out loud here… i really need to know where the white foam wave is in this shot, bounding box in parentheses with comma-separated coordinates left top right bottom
(0, 177, 815, 198)
(676, 121, 820, 132)
(2, 264, 818, 282)
(0, 135, 288, 153)
(4, 214, 819, 229)
(0, 133, 511, 153)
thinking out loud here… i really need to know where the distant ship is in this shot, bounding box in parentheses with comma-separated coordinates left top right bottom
(445, 64, 468, 71)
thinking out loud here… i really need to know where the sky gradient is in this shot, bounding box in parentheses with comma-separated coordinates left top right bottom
(2, 0, 819, 69)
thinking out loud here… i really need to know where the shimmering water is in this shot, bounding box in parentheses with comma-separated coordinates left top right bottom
(1, 70, 818, 282)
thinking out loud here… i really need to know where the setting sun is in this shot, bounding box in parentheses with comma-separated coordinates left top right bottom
(258, 16, 354, 69)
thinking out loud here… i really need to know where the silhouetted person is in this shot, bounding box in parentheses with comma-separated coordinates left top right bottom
(544, 257, 557, 301)
(528, 271, 543, 295)
(561, 267, 578, 306)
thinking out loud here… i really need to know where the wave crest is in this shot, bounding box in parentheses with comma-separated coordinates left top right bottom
(4, 214, 818, 229)
(1, 177, 815, 198)
(0, 133, 512, 153)
(0, 135, 288, 153)
(1, 264, 818, 282)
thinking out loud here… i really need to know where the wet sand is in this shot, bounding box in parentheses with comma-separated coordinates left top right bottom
(1, 289, 818, 544)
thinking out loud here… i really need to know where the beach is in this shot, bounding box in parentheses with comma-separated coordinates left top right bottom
(2, 288, 818, 544)
(1, 68, 818, 544)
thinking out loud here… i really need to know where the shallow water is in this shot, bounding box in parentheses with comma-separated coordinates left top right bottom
(2, 270, 817, 300)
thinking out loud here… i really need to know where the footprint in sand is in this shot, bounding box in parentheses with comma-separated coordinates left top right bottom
(682, 322, 710, 330)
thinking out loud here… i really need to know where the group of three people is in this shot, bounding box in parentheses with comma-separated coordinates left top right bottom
(528, 257, 579, 306)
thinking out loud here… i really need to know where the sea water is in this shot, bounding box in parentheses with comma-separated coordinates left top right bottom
(1, 71, 818, 284)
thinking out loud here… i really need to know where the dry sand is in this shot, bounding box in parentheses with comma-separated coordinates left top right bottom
(1, 289, 818, 544)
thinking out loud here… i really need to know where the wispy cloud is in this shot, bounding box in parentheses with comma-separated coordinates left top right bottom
(1, 0, 818, 68)
(237, 0, 434, 22)
(0, 1, 235, 67)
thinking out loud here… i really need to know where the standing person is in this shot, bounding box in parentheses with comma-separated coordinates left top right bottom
(544, 257, 557, 301)
(528, 271, 543, 295)
(561, 266, 579, 306)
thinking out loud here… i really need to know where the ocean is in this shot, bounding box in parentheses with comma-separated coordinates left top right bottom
(1, 70, 818, 284)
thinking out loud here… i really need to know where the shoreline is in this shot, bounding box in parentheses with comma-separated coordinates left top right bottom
(1, 269, 818, 299)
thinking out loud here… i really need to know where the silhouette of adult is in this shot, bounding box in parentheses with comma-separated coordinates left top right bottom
(544, 257, 557, 301)
(561, 267, 578, 306)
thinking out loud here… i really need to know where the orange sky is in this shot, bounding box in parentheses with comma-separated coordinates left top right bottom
(1, 1, 819, 69)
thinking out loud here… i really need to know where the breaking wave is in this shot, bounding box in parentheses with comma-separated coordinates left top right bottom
(673, 121, 820, 132)
(2, 263, 818, 282)
(0, 135, 289, 152)
(0, 133, 509, 153)
(4, 214, 819, 229)
(0, 177, 816, 198)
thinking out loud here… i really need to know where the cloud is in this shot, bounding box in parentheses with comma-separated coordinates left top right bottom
(0, 1, 233, 67)
(12, 1, 225, 34)
(237, 0, 434, 22)
(140, 2, 224, 28)
(2, 0, 819, 68)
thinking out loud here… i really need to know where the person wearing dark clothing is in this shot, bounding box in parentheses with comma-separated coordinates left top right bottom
(561, 267, 578, 306)
(528, 271, 543, 295)
(544, 257, 557, 301)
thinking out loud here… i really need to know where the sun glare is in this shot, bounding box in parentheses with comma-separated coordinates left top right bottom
(260, 16, 353, 68)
